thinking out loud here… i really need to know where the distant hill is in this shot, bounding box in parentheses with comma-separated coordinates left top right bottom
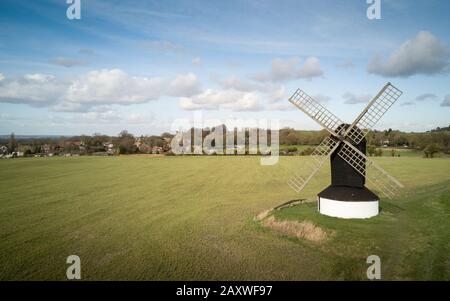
(0, 135, 65, 140)
(429, 125, 450, 132)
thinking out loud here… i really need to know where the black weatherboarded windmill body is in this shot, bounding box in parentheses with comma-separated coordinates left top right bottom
(287, 83, 404, 219)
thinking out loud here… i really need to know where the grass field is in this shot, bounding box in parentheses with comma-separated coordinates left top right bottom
(0, 155, 449, 280)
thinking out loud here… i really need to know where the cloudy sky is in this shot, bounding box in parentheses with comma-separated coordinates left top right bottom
(0, 0, 449, 135)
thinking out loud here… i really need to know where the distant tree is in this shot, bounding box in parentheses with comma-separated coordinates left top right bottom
(285, 133, 299, 145)
(118, 130, 133, 139)
(287, 146, 298, 153)
(118, 145, 128, 155)
(32, 144, 41, 154)
(367, 145, 376, 156)
(161, 132, 174, 139)
(300, 147, 314, 156)
(375, 148, 383, 157)
(391, 149, 396, 157)
(116, 130, 137, 154)
(8, 133, 18, 153)
(423, 144, 439, 158)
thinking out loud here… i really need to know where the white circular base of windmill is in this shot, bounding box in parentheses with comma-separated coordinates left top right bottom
(317, 186, 379, 219)
(318, 197, 379, 219)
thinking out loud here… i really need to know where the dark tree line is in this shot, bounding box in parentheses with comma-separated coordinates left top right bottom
(279, 127, 450, 154)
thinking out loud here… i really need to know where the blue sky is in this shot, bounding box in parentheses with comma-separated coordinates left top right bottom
(0, 0, 449, 135)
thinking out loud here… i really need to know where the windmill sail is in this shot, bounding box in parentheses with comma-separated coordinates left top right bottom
(287, 137, 339, 192)
(289, 89, 344, 137)
(337, 140, 403, 198)
(344, 83, 402, 145)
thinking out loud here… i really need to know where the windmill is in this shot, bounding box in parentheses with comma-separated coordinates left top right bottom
(287, 82, 403, 219)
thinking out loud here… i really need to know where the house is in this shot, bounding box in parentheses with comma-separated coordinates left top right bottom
(138, 144, 152, 153)
(151, 146, 163, 154)
(14, 151, 24, 157)
(103, 142, 114, 149)
(134, 138, 143, 148)
(103, 142, 115, 154)
(65, 141, 81, 148)
(42, 144, 52, 154)
(0, 145, 8, 154)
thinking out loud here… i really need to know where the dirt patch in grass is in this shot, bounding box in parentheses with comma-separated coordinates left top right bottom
(261, 216, 330, 242)
(254, 209, 273, 221)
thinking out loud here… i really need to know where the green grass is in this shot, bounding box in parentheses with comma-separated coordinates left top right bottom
(378, 147, 422, 157)
(0, 155, 449, 280)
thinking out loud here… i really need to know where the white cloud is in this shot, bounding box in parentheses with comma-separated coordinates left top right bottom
(268, 57, 300, 82)
(342, 92, 372, 104)
(0, 73, 66, 106)
(192, 57, 202, 66)
(24, 74, 55, 82)
(75, 110, 155, 125)
(267, 102, 295, 111)
(298, 57, 324, 79)
(0, 73, 4, 81)
(218, 76, 262, 92)
(63, 69, 164, 108)
(179, 89, 261, 111)
(0, 69, 201, 112)
(51, 57, 87, 67)
(367, 31, 450, 77)
(253, 57, 324, 82)
(217, 75, 286, 103)
(441, 94, 450, 107)
(269, 85, 286, 102)
(166, 73, 202, 97)
(415, 93, 437, 101)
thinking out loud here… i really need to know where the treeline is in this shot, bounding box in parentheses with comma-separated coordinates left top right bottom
(1, 125, 449, 157)
(0, 131, 174, 156)
(279, 127, 450, 153)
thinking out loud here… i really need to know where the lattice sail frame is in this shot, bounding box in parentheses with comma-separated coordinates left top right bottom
(337, 141, 404, 198)
(287, 137, 339, 193)
(289, 89, 344, 136)
(287, 82, 403, 199)
(344, 83, 403, 145)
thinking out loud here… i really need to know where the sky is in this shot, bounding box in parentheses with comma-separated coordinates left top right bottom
(0, 0, 449, 135)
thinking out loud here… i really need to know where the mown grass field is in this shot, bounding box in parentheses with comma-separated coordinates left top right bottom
(0, 155, 449, 280)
